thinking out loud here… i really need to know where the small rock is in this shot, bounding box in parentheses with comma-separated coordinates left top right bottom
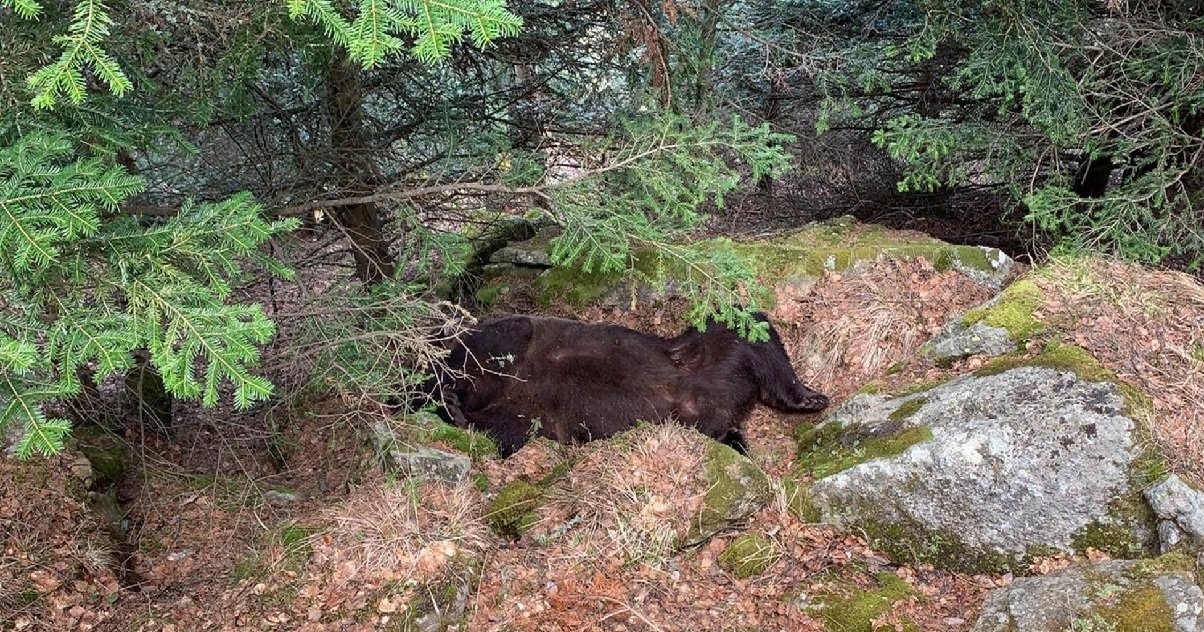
(369, 420, 472, 484)
(262, 489, 305, 506)
(953, 246, 1015, 290)
(68, 456, 95, 489)
(489, 244, 553, 267)
(924, 319, 1016, 363)
(1147, 474, 1204, 547)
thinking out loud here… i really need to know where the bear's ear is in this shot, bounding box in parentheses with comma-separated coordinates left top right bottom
(462, 316, 536, 362)
(667, 339, 704, 369)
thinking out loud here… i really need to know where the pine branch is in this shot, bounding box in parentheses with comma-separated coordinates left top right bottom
(284, 0, 522, 68)
(25, 0, 133, 109)
(1, 0, 41, 19)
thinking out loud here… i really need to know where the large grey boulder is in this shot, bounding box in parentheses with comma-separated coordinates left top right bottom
(798, 366, 1157, 572)
(972, 557, 1204, 632)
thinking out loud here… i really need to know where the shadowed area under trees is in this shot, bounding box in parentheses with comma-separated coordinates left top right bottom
(3, 0, 1204, 630)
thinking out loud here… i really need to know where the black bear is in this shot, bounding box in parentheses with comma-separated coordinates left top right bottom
(426, 312, 829, 457)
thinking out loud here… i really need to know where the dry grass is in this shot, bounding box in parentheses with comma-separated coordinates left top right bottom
(315, 478, 491, 588)
(530, 424, 710, 566)
(774, 256, 996, 395)
(1037, 257, 1204, 485)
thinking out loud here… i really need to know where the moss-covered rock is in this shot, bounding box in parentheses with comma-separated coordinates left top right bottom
(971, 556, 1203, 632)
(795, 419, 933, 479)
(425, 422, 499, 463)
(718, 533, 781, 579)
(807, 572, 920, 632)
(690, 442, 771, 542)
(487, 480, 544, 538)
(804, 362, 1159, 574)
(502, 217, 1014, 308)
(962, 278, 1046, 343)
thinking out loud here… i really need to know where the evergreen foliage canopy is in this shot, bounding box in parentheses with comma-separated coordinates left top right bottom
(0, 132, 296, 456)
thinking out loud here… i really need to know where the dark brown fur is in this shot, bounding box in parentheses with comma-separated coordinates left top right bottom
(428, 313, 829, 456)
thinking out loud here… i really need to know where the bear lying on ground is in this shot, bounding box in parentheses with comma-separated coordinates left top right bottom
(426, 312, 830, 457)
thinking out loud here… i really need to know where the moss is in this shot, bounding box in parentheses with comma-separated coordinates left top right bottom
(974, 341, 1114, 382)
(857, 518, 1048, 575)
(472, 473, 489, 492)
(487, 480, 543, 537)
(1071, 520, 1148, 560)
(279, 524, 317, 572)
(532, 219, 1003, 306)
(533, 263, 626, 306)
(71, 426, 128, 485)
(474, 283, 505, 307)
(810, 572, 919, 632)
(894, 377, 952, 397)
(538, 459, 574, 487)
(887, 398, 927, 422)
(856, 378, 947, 399)
(963, 279, 1046, 342)
(719, 533, 781, 579)
(694, 442, 770, 539)
(1126, 552, 1196, 578)
(856, 381, 888, 395)
(1093, 584, 1177, 632)
(796, 423, 933, 479)
(783, 477, 822, 523)
(1192, 344, 1204, 363)
(427, 422, 499, 462)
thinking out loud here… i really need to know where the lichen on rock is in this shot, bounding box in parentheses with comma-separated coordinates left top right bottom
(971, 555, 1204, 632)
(801, 364, 1159, 573)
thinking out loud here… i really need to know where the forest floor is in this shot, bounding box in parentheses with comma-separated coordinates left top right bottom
(4, 222, 1203, 631)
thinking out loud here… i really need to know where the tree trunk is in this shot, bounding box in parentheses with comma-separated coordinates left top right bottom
(326, 50, 395, 284)
(125, 350, 172, 432)
(692, 0, 722, 115)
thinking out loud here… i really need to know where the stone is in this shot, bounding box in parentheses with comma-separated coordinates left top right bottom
(953, 245, 1015, 290)
(690, 442, 771, 543)
(802, 366, 1156, 572)
(489, 243, 553, 267)
(924, 319, 1016, 363)
(1147, 475, 1204, 549)
(262, 489, 305, 506)
(369, 420, 472, 485)
(972, 557, 1204, 632)
(488, 226, 556, 267)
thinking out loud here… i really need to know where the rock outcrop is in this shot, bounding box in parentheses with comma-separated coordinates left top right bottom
(796, 359, 1159, 572)
(972, 556, 1204, 632)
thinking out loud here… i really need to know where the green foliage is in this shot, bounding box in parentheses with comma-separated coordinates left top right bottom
(547, 114, 794, 338)
(24, 0, 133, 109)
(818, 0, 1204, 268)
(0, 133, 294, 456)
(285, 0, 522, 67)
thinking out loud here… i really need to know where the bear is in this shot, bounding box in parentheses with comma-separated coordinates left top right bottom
(424, 312, 829, 457)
